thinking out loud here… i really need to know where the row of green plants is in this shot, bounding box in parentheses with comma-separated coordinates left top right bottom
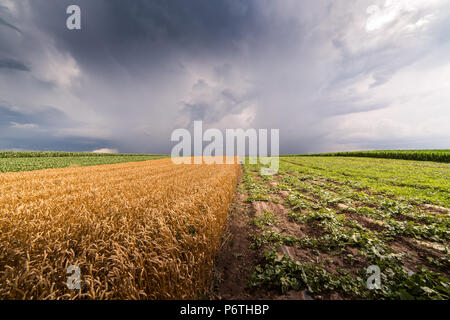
(278, 162, 450, 245)
(277, 178, 449, 241)
(280, 157, 450, 207)
(242, 161, 450, 299)
(284, 150, 450, 163)
(249, 249, 450, 299)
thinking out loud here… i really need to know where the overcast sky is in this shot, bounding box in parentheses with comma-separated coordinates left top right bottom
(0, 0, 449, 154)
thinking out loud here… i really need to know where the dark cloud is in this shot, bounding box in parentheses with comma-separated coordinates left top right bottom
(0, 135, 113, 152)
(0, 104, 73, 127)
(25, 0, 261, 76)
(0, 16, 21, 33)
(0, 58, 29, 71)
(0, 103, 114, 151)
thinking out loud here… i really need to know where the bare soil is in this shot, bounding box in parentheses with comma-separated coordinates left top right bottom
(389, 237, 447, 274)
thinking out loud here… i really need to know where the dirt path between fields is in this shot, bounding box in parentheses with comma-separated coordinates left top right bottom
(210, 169, 309, 300)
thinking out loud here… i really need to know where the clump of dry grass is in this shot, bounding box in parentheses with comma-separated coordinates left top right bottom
(0, 158, 239, 299)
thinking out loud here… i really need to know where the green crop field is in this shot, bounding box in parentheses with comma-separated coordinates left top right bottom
(0, 151, 167, 172)
(285, 149, 450, 163)
(237, 156, 449, 300)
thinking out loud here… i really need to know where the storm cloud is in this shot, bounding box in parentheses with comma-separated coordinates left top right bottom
(0, 0, 449, 153)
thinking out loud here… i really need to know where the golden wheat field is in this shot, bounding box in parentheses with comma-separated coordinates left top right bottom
(0, 158, 239, 299)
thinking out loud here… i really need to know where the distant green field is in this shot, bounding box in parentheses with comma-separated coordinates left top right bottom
(0, 151, 167, 172)
(284, 150, 450, 163)
(0, 151, 155, 158)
